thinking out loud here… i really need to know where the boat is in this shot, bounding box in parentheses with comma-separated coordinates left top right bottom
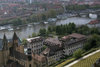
(33, 22, 40, 25)
(28, 24, 32, 27)
(0, 26, 6, 30)
(44, 22, 48, 24)
(8, 28, 14, 31)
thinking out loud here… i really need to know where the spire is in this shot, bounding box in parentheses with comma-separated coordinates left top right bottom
(13, 32, 18, 40)
(12, 32, 18, 48)
(2, 34, 8, 50)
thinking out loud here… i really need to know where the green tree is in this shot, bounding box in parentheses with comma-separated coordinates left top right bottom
(90, 27, 100, 34)
(73, 49, 83, 59)
(39, 28, 47, 36)
(12, 18, 23, 26)
(28, 35, 31, 38)
(41, 13, 46, 21)
(83, 34, 100, 50)
(47, 9, 57, 18)
(22, 39, 27, 45)
(32, 33, 37, 37)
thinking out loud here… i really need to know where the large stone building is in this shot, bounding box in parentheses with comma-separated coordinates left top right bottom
(61, 33, 87, 55)
(39, 33, 87, 65)
(42, 38, 63, 65)
(0, 32, 35, 67)
(0, 33, 87, 67)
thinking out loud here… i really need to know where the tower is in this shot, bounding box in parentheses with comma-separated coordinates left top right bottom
(12, 32, 18, 49)
(2, 34, 9, 66)
(2, 34, 8, 50)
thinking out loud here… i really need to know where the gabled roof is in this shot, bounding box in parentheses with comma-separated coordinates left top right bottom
(45, 38, 62, 46)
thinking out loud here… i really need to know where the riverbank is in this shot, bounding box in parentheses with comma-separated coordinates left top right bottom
(0, 17, 95, 39)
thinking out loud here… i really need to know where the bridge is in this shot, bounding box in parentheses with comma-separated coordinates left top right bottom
(66, 9, 100, 18)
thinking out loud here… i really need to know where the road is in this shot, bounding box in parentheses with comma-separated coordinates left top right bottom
(64, 49, 100, 67)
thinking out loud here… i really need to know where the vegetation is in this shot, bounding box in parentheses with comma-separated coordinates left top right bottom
(32, 33, 37, 37)
(0, 8, 63, 26)
(27, 9, 62, 22)
(73, 49, 84, 59)
(71, 51, 100, 67)
(56, 58, 75, 67)
(39, 23, 100, 37)
(39, 28, 47, 36)
(83, 34, 100, 51)
(22, 38, 27, 45)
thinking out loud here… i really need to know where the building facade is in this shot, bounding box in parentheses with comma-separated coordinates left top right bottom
(43, 38, 63, 65)
(0, 32, 35, 67)
(61, 33, 87, 56)
(27, 37, 44, 54)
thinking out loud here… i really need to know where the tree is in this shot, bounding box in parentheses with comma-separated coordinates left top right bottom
(12, 18, 23, 26)
(28, 35, 31, 38)
(77, 25, 90, 35)
(22, 39, 27, 45)
(47, 9, 57, 18)
(39, 28, 47, 36)
(83, 34, 100, 50)
(32, 33, 37, 37)
(90, 27, 100, 34)
(73, 49, 83, 59)
(41, 13, 46, 21)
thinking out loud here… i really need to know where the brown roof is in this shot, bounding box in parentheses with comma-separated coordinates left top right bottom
(62, 36, 70, 40)
(62, 33, 86, 40)
(69, 33, 86, 39)
(45, 38, 61, 45)
(88, 20, 99, 25)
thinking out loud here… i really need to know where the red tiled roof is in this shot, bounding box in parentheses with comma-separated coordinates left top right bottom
(88, 20, 99, 25)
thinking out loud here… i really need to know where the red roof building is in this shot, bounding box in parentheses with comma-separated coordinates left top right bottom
(88, 20, 99, 25)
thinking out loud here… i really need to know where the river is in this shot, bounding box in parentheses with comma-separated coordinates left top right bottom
(0, 17, 95, 39)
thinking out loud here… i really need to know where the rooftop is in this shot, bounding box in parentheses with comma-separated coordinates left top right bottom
(45, 37, 61, 45)
(62, 33, 86, 40)
(88, 20, 99, 25)
(27, 36, 42, 43)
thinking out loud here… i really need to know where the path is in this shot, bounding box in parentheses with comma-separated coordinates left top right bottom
(64, 49, 100, 67)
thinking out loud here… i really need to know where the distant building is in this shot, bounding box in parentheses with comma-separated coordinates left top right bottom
(88, 20, 100, 28)
(0, 0, 26, 3)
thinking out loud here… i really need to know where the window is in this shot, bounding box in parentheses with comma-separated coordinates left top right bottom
(29, 64, 31, 67)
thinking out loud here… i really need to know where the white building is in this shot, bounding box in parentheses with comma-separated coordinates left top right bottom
(27, 36, 44, 54)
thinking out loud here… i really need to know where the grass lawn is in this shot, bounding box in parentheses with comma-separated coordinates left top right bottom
(56, 58, 75, 67)
(71, 51, 100, 67)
